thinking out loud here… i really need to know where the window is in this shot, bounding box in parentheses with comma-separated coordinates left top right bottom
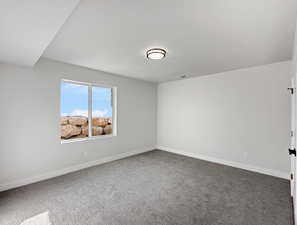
(60, 80, 116, 142)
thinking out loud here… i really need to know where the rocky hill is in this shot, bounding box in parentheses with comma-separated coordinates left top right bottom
(61, 116, 112, 139)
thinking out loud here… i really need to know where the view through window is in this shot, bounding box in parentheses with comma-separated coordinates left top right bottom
(60, 80, 114, 141)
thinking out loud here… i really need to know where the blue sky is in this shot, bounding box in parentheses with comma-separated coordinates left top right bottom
(61, 82, 112, 118)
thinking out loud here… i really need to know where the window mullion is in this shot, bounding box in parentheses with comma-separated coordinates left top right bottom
(112, 87, 117, 136)
(88, 85, 92, 138)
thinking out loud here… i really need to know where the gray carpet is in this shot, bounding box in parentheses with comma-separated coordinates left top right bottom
(0, 150, 293, 225)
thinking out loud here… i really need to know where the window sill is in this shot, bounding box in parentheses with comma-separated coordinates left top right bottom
(61, 134, 115, 144)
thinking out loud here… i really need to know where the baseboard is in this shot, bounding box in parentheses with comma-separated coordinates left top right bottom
(157, 146, 289, 180)
(1, 146, 289, 192)
(0, 146, 154, 192)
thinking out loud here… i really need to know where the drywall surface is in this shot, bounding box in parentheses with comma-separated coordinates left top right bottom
(157, 61, 291, 176)
(0, 58, 157, 188)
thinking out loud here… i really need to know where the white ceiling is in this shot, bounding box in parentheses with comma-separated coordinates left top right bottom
(43, 0, 297, 82)
(1, 0, 296, 82)
(0, 0, 80, 66)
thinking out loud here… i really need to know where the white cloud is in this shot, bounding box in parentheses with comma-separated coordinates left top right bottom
(62, 109, 108, 118)
(92, 110, 108, 117)
(69, 109, 88, 117)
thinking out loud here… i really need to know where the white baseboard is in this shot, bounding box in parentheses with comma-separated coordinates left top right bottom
(157, 146, 289, 180)
(0, 146, 154, 192)
(1, 145, 289, 192)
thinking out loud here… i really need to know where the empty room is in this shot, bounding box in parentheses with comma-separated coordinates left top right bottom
(1, 0, 297, 225)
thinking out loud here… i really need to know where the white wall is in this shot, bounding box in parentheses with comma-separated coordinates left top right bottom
(0, 58, 291, 190)
(0, 58, 157, 190)
(157, 61, 291, 178)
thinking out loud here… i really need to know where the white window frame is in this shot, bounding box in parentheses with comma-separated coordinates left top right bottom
(61, 79, 117, 144)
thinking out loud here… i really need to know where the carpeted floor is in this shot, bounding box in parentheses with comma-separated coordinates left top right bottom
(0, 150, 293, 225)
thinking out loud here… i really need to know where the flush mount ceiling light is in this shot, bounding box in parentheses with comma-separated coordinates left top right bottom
(146, 48, 166, 60)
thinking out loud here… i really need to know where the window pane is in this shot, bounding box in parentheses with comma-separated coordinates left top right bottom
(92, 86, 113, 136)
(60, 82, 89, 140)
